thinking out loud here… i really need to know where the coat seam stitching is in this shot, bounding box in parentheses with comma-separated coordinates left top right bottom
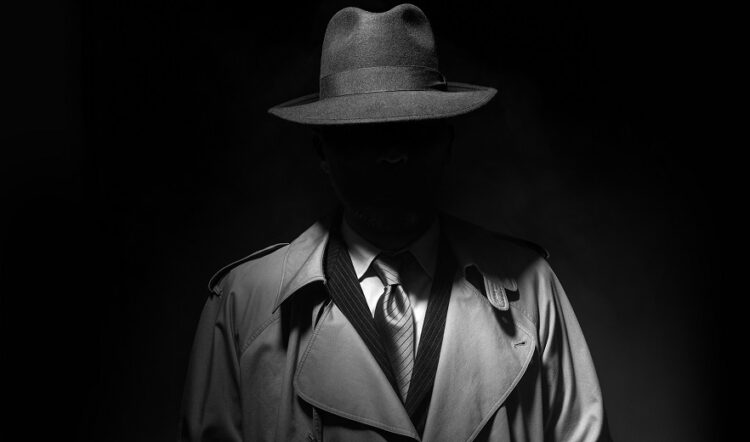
(509, 302, 537, 329)
(296, 391, 418, 437)
(274, 245, 293, 309)
(240, 314, 281, 356)
(293, 305, 419, 439)
(465, 326, 537, 442)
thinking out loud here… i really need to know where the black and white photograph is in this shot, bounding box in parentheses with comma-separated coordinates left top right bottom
(2, 1, 726, 441)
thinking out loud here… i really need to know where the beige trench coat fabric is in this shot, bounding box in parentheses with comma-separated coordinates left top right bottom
(179, 211, 611, 441)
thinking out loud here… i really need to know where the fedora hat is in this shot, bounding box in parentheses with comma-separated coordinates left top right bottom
(267, 3, 497, 125)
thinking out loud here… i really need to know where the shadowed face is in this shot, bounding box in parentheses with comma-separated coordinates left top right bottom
(313, 119, 453, 234)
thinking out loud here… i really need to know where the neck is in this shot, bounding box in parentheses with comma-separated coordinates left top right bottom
(341, 206, 437, 252)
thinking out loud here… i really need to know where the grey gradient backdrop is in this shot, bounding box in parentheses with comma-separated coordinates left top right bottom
(2, 1, 725, 441)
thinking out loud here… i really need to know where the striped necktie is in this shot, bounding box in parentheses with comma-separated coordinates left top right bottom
(371, 251, 415, 402)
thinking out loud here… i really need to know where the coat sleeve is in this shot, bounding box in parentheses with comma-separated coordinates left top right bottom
(538, 264, 612, 442)
(178, 288, 243, 442)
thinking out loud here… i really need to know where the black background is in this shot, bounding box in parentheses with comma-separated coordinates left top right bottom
(3, 1, 726, 440)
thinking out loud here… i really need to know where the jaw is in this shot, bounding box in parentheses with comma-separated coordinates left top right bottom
(345, 202, 437, 236)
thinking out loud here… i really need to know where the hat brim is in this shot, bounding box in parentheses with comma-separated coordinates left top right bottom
(267, 81, 497, 125)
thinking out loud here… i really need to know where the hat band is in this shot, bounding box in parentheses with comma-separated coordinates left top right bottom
(319, 65, 447, 99)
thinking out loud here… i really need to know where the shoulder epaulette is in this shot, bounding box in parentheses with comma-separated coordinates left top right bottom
(207, 242, 289, 294)
(491, 232, 550, 260)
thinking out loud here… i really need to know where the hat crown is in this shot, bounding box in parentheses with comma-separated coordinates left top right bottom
(266, 2, 497, 125)
(320, 3, 438, 79)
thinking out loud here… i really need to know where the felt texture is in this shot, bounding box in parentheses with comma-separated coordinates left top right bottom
(267, 3, 497, 125)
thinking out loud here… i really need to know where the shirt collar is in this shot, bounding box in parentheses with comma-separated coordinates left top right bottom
(340, 214, 440, 281)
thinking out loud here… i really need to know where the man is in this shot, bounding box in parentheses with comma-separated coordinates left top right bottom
(179, 4, 610, 441)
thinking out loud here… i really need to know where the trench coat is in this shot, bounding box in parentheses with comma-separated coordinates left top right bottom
(179, 210, 610, 441)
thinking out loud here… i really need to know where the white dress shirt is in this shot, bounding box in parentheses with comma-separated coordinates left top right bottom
(339, 215, 440, 351)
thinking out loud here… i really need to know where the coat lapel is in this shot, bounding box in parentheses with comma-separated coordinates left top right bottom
(281, 210, 537, 441)
(403, 232, 458, 434)
(293, 211, 420, 439)
(294, 294, 419, 439)
(420, 215, 537, 441)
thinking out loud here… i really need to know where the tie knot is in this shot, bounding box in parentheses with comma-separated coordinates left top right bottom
(372, 252, 410, 287)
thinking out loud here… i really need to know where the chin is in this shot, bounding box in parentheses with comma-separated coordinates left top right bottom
(348, 203, 434, 234)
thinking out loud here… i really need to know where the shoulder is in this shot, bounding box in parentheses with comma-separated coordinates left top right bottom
(491, 231, 550, 261)
(440, 212, 558, 324)
(206, 241, 291, 321)
(202, 241, 292, 348)
(440, 211, 550, 275)
(207, 242, 290, 296)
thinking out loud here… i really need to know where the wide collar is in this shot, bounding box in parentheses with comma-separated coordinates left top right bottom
(281, 209, 536, 441)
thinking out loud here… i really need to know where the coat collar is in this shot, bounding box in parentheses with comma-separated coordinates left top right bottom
(273, 208, 515, 313)
(280, 208, 536, 441)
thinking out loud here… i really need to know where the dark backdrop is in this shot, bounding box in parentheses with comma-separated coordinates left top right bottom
(3, 1, 726, 441)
